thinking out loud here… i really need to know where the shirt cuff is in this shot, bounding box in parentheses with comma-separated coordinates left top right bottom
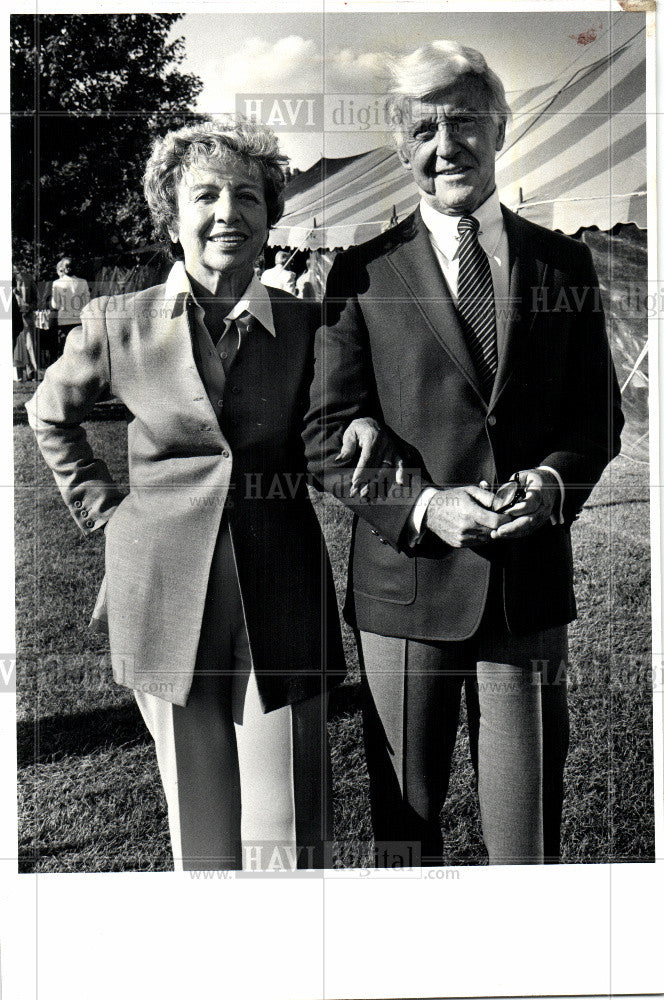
(537, 466, 565, 525)
(406, 487, 439, 545)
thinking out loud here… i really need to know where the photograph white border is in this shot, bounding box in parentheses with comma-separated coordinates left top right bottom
(1, 2, 662, 998)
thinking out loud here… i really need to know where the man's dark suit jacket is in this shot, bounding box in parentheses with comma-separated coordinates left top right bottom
(304, 205, 624, 641)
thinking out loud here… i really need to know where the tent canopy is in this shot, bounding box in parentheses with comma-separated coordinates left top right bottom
(270, 13, 646, 250)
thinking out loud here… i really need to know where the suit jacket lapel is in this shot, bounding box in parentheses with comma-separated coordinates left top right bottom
(489, 206, 547, 409)
(385, 209, 485, 399)
(150, 284, 226, 446)
(379, 206, 549, 410)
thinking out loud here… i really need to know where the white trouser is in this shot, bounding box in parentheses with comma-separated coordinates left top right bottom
(134, 522, 331, 871)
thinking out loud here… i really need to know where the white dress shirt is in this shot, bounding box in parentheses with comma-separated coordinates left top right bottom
(218, 272, 277, 343)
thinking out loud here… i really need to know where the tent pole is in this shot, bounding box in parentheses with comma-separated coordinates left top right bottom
(620, 340, 649, 394)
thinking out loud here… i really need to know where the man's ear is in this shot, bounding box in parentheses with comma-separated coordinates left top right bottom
(397, 144, 412, 171)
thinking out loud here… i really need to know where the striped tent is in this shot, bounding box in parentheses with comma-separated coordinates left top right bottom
(269, 13, 646, 250)
(269, 148, 418, 250)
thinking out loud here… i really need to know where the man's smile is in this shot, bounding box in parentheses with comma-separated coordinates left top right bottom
(436, 166, 473, 176)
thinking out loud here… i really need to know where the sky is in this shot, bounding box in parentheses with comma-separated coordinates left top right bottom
(173, 9, 623, 169)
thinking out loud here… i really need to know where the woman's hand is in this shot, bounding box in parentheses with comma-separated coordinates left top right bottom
(335, 417, 406, 497)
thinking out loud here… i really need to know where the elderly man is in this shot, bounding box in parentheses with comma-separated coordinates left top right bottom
(305, 41, 623, 865)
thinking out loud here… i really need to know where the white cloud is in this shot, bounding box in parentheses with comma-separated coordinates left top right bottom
(328, 48, 386, 90)
(199, 35, 390, 111)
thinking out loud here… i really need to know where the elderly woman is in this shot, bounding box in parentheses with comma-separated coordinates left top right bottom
(27, 117, 383, 872)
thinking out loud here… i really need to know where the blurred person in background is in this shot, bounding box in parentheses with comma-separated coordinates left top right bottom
(12, 266, 38, 381)
(296, 254, 319, 300)
(51, 257, 90, 355)
(252, 253, 265, 280)
(35, 277, 59, 369)
(261, 249, 297, 295)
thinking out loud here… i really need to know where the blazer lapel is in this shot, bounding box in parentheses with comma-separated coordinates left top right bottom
(383, 206, 549, 409)
(386, 209, 485, 399)
(489, 206, 547, 409)
(149, 282, 226, 446)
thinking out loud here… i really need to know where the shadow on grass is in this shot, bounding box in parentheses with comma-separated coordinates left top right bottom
(17, 702, 149, 768)
(19, 847, 173, 875)
(17, 681, 364, 768)
(329, 679, 362, 719)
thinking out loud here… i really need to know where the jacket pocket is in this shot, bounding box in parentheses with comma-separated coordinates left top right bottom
(351, 517, 416, 605)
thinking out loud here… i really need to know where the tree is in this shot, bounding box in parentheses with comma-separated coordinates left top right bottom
(11, 14, 203, 277)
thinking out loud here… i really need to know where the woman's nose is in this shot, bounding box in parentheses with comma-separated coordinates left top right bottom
(214, 191, 241, 223)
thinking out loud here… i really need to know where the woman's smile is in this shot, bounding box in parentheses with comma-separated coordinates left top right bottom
(207, 231, 247, 244)
(170, 158, 268, 296)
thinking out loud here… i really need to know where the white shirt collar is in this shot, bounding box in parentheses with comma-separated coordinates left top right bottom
(223, 274, 276, 337)
(419, 188, 504, 262)
(164, 261, 276, 337)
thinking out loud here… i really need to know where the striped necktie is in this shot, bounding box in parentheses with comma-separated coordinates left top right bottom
(456, 215, 498, 396)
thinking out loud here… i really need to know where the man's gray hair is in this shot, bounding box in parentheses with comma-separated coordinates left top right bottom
(386, 40, 511, 147)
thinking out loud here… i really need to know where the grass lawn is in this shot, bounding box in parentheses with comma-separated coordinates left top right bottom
(15, 417, 654, 871)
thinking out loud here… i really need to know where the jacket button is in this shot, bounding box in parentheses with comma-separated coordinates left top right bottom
(80, 509, 88, 517)
(73, 500, 82, 508)
(487, 415, 497, 427)
(217, 399, 224, 407)
(85, 520, 94, 528)
(222, 450, 230, 459)
(231, 386, 241, 394)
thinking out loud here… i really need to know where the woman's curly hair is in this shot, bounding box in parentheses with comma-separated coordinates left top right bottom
(143, 115, 289, 258)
